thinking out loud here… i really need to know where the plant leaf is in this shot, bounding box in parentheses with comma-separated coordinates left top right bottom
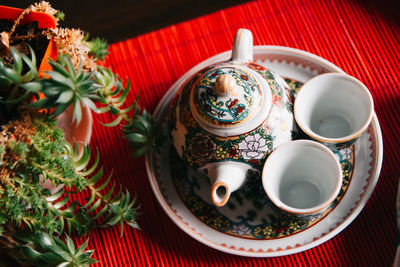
(56, 90, 74, 104)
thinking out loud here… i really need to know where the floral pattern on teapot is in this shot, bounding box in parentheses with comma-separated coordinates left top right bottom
(170, 63, 298, 172)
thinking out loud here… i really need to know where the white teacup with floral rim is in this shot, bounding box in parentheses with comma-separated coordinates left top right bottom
(294, 73, 374, 150)
(262, 140, 343, 219)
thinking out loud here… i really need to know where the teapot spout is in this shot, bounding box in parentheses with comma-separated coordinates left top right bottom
(203, 161, 252, 207)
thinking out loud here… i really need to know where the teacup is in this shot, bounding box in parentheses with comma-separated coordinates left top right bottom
(262, 140, 342, 219)
(294, 73, 374, 150)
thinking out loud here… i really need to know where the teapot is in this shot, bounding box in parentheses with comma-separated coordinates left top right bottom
(169, 29, 296, 207)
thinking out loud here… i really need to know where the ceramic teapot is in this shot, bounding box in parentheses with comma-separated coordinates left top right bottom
(169, 29, 296, 207)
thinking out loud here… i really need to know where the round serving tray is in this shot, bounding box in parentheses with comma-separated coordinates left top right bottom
(145, 46, 383, 257)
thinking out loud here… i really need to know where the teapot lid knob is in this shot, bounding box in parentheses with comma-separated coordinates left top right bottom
(214, 74, 238, 97)
(231, 29, 253, 63)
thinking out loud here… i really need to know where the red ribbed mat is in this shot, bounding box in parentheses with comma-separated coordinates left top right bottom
(81, 0, 400, 265)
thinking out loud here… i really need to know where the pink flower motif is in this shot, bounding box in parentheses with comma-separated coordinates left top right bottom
(238, 134, 269, 159)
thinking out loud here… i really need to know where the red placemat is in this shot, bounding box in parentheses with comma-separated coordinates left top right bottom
(81, 0, 400, 265)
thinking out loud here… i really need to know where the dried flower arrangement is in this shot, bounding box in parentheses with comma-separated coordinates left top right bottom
(0, 2, 161, 266)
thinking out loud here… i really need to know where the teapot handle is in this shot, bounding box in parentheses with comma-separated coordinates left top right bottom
(231, 28, 253, 63)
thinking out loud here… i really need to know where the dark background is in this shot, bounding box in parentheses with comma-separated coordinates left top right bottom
(4, 0, 249, 43)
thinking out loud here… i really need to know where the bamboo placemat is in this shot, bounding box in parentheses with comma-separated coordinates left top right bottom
(80, 0, 400, 265)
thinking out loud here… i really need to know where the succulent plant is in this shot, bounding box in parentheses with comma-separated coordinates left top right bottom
(30, 53, 100, 124)
(94, 65, 136, 127)
(87, 37, 109, 60)
(2, 229, 97, 267)
(26, 52, 136, 127)
(123, 102, 165, 157)
(0, 46, 39, 119)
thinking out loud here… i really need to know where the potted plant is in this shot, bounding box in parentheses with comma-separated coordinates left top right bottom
(0, 4, 58, 74)
(0, 2, 161, 266)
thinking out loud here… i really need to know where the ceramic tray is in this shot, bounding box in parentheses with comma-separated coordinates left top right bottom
(145, 46, 383, 257)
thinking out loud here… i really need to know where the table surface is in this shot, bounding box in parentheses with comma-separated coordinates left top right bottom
(15, 0, 400, 266)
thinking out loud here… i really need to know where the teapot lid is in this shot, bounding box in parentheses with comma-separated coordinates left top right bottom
(191, 67, 263, 126)
(189, 29, 272, 137)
